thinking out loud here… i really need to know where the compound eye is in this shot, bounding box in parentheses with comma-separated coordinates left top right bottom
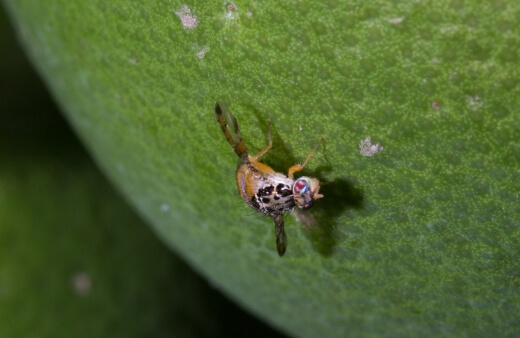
(293, 177, 315, 210)
(292, 177, 310, 195)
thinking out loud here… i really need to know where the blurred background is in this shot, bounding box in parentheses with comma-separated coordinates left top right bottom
(0, 5, 286, 337)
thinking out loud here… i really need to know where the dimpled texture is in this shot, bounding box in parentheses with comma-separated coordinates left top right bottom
(3, 0, 519, 336)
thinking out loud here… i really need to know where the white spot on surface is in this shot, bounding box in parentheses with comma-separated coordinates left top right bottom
(72, 272, 92, 295)
(388, 17, 405, 24)
(360, 137, 384, 157)
(161, 203, 170, 212)
(175, 6, 198, 29)
(129, 58, 137, 64)
(299, 125, 303, 132)
(197, 46, 210, 59)
(246, 11, 253, 18)
(466, 95, 483, 111)
(223, 2, 239, 20)
(226, 3, 235, 12)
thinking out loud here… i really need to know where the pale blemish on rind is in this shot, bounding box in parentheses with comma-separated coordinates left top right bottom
(466, 95, 483, 111)
(174, 5, 198, 29)
(388, 17, 405, 24)
(72, 272, 92, 295)
(226, 2, 235, 12)
(223, 1, 239, 20)
(161, 203, 170, 212)
(197, 46, 210, 59)
(360, 137, 384, 157)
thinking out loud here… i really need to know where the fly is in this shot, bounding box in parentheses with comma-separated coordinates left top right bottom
(215, 102, 325, 256)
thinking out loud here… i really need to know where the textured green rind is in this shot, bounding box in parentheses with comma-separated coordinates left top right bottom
(4, 0, 519, 336)
(0, 8, 283, 337)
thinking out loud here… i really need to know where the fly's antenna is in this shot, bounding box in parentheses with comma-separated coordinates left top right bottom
(215, 102, 249, 162)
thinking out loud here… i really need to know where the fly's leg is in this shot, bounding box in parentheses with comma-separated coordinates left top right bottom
(215, 102, 249, 161)
(252, 120, 273, 162)
(288, 137, 325, 179)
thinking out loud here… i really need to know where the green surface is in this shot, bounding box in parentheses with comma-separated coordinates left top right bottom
(0, 8, 284, 337)
(0, 134, 281, 338)
(3, 0, 519, 336)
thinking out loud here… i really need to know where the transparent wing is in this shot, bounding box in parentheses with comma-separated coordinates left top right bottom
(291, 207, 318, 229)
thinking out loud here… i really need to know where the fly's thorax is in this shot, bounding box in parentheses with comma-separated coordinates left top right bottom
(292, 176, 323, 210)
(237, 166, 296, 215)
(236, 162, 278, 203)
(253, 175, 296, 215)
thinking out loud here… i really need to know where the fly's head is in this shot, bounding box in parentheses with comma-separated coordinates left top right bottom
(292, 177, 323, 210)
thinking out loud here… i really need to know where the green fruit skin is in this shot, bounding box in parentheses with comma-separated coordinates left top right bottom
(3, 0, 519, 336)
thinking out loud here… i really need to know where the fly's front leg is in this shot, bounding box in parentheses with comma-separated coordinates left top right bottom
(288, 137, 325, 179)
(253, 120, 273, 162)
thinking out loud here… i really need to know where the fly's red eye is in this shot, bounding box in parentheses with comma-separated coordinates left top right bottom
(293, 177, 310, 195)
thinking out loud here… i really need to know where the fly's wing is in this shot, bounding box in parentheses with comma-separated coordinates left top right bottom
(214, 102, 248, 160)
(273, 214, 287, 256)
(291, 207, 318, 229)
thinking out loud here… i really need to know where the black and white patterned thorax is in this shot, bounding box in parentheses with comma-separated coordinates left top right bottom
(249, 173, 296, 215)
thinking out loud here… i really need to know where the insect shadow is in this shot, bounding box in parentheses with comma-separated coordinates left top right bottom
(305, 174, 364, 257)
(249, 108, 364, 257)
